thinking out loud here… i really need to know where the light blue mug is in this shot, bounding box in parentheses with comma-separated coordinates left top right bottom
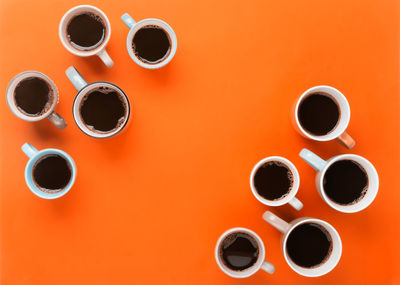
(121, 13, 177, 69)
(22, 143, 76, 199)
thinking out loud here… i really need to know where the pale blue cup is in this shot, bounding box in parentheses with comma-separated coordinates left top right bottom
(121, 13, 177, 69)
(22, 143, 76, 199)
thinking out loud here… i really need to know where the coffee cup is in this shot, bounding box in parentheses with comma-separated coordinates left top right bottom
(250, 156, 303, 210)
(293, 85, 355, 148)
(6, 71, 67, 129)
(263, 211, 341, 277)
(66, 66, 131, 139)
(300, 148, 379, 213)
(215, 227, 275, 278)
(121, 13, 177, 69)
(59, 5, 114, 68)
(22, 143, 76, 199)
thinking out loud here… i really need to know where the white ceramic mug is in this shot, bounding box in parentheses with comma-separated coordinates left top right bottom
(121, 13, 177, 69)
(215, 227, 275, 278)
(66, 66, 131, 138)
(250, 156, 303, 210)
(59, 5, 114, 68)
(6, 71, 67, 129)
(263, 211, 341, 277)
(300, 148, 379, 213)
(293, 85, 355, 149)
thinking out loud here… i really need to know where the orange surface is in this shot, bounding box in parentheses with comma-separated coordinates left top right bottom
(0, 0, 399, 284)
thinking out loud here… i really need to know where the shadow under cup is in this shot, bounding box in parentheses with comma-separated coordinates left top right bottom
(72, 82, 130, 138)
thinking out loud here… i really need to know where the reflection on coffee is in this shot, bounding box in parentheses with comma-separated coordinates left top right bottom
(220, 232, 259, 271)
(298, 93, 340, 136)
(33, 154, 72, 192)
(323, 160, 368, 205)
(79, 86, 127, 133)
(132, 25, 171, 64)
(67, 12, 106, 50)
(14, 77, 53, 116)
(286, 223, 332, 268)
(254, 161, 293, 200)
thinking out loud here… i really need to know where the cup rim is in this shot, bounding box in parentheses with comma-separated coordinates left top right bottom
(214, 227, 266, 278)
(294, 85, 350, 141)
(250, 156, 300, 206)
(59, 5, 111, 57)
(72, 81, 131, 139)
(6, 71, 58, 121)
(282, 218, 342, 277)
(126, 18, 177, 69)
(25, 148, 76, 199)
(318, 154, 379, 213)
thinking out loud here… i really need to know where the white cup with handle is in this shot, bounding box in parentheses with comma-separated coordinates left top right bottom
(59, 5, 114, 68)
(263, 211, 342, 277)
(215, 227, 275, 278)
(250, 156, 303, 210)
(299, 148, 379, 213)
(292, 85, 355, 148)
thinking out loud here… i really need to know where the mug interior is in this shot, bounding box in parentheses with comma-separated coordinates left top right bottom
(72, 82, 130, 139)
(283, 219, 342, 277)
(295, 86, 350, 141)
(319, 154, 379, 213)
(126, 18, 177, 69)
(250, 156, 300, 206)
(59, 5, 111, 56)
(215, 228, 265, 278)
(6, 71, 58, 121)
(25, 149, 76, 199)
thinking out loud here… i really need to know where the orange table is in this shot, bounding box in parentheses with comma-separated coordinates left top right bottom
(0, 0, 399, 284)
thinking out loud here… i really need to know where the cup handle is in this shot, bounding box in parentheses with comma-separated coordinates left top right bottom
(299, 148, 327, 171)
(336, 131, 355, 149)
(260, 260, 275, 274)
(65, 66, 88, 92)
(97, 49, 114, 68)
(288, 197, 303, 210)
(22, 143, 38, 158)
(262, 211, 290, 234)
(48, 112, 67, 129)
(121, 13, 136, 29)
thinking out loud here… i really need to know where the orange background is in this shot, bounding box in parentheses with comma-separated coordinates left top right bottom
(0, 0, 399, 284)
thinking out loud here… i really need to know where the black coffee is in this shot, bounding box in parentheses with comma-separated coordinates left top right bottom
(67, 13, 105, 50)
(80, 87, 126, 133)
(220, 232, 259, 271)
(254, 161, 293, 200)
(14, 77, 52, 116)
(286, 223, 332, 268)
(132, 25, 171, 64)
(33, 154, 72, 192)
(298, 93, 340, 136)
(323, 160, 368, 205)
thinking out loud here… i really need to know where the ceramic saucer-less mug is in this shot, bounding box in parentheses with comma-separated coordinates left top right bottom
(59, 5, 114, 67)
(22, 143, 76, 199)
(121, 13, 177, 69)
(300, 148, 379, 213)
(292, 85, 355, 149)
(215, 227, 275, 278)
(6, 71, 67, 129)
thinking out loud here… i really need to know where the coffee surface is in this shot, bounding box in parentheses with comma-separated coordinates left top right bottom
(132, 25, 171, 64)
(254, 161, 293, 200)
(286, 223, 332, 268)
(14, 77, 51, 116)
(80, 87, 126, 133)
(33, 154, 72, 191)
(298, 93, 340, 136)
(67, 12, 105, 50)
(323, 159, 368, 205)
(221, 232, 259, 271)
